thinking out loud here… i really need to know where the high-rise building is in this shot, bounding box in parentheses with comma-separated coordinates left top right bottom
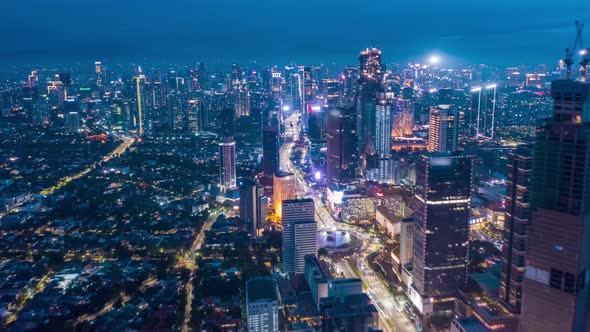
(263, 127, 279, 177)
(273, 172, 296, 218)
(519, 79, 590, 332)
(282, 199, 317, 274)
(307, 105, 326, 143)
(357, 47, 382, 157)
(399, 217, 414, 268)
(469, 85, 497, 139)
(219, 136, 237, 190)
(366, 92, 393, 183)
(240, 180, 268, 237)
(499, 145, 532, 313)
(133, 73, 148, 136)
(320, 293, 379, 332)
(95, 61, 103, 87)
(392, 98, 414, 137)
(64, 111, 80, 134)
(427, 105, 458, 152)
(409, 152, 473, 313)
(246, 277, 279, 332)
(326, 107, 356, 184)
(235, 79, 251, 117)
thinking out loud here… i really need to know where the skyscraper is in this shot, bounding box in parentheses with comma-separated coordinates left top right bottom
(64, 111, 81, 134)
(499, 144, 532, 313)
(235, 79, 251, 117)
(469, 85, 497, 139)
(519, 79, 590, 332)
(133, 73, 148, 136)
(366, 92, 393, 183)
(240, 180, 268, 237)
(263, 127, 279, 177)
(409, 152, 473, 313)
(282, 199, 317, 274)
(273, 172, 296, 218)
(427, 105, 458, 152)
(357, 47, 382, 158)
(326, 107, 356, 184)
(246, 277, 279, 332)
(392, 98, 414, 137)
(219, 136, 237, 190)
(95, 61, 103, 87)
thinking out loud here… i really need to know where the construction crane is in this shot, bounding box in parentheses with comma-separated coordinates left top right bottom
(564, 21, 589, 81)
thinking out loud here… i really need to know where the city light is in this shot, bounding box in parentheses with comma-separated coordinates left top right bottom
(429, 55, 440, 64)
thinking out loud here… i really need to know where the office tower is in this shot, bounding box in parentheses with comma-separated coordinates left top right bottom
(341, 66, 358, 106)
(499, 145, 532, 313)
(235, 80, 251, 117)
(167, 71, 178, 92)
(326, 107, 356, 184)
(167, 93, 183, 130)
(133, 73, 148, 136)
(58, 72, 71, 87)
(301, 66, 313, 127)
(271, 68, 282, 100)
(282, 199, 317, 274)
(187, 98, 203, 132)
(263, 127, 279, 177)
(304, 255, 329, 309)
(410, 152, 473, 313)
(273, 172, 296, 218)
(240, 180, 268, 237)
(399, 217, 414, 268)
(307, 106, 326, 143)
(320, 293, 379, 332)
(95, 61, 102, 87)
(246, 277, 279, 332)
(519, 79, 590, 332)
(392, 98, 414, 137)
(64, 111, 80, 134)
(469, 84, 497, 139)
(357, 47, 382, 157)
(322, 78, 341, 107)
(219, 136, 237, 190)
(366, 92, 393, 183)
(427, 105, 458, 152)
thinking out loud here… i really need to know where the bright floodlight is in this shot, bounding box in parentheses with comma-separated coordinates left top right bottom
(429, 55, 440, 64)
(580, 49, 588, 56)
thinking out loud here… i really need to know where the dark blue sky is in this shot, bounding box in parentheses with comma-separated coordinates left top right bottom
(1, 0, 588, 68)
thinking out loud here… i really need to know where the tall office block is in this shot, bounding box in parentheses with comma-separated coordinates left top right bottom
(357, 47, 382, 158)
(326, 107, 356, 184)
(64, 111, 81, 134)
(469, 84, 497, 139)
(392, 98, 414, 137)
(219, 136, 237, 190)
(282, 199, 317, 274)
(499, 145, 532, 313)
(520, 79, 590, 332)
(246, 277, 279, 332)
(263, 127, 279, 176)
(399, 217, 414, 267)
(240, 180, 268, 237)
(427, 105, 458, 152)
(409, 152, 473, 313)
(273, 172, 296, 218)
(133, 73, 148, 136)
(366, 92, 393, 183)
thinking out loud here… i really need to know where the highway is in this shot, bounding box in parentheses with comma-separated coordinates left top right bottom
(182, 212, 218, 332)
(280, 112, 416, 332)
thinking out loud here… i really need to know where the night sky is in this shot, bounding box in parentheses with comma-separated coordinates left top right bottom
(1, 0, 588, 67)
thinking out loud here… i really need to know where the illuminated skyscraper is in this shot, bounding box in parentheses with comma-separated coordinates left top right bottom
(219, 136, 237, 190)
(64, 111, 81, 134)
(246, 277, 279, 332)
(357, 47, 382, 158)
(282, 199, 317, 274)
(240, 180, 267, 237)
(469, 84, 497, 139)
(367, 92, 393, 183)
(133, 73, 148, 136)
(235, 80, 251, 117)
(326, 107, 356, 184)
(409, 152, 473, 314)
(392, 98, 414, 137)
(95, 61, 103, 87)
(520, 79, 590, 332)
(307, 105, 326, 143)
(273, 172, 296, 218)
(499, 144, 532, 313)
(427, 105, 458, 152)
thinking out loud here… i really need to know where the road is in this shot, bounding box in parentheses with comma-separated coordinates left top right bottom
(181, 212, 217, 332)
(280, 112, 416, 332)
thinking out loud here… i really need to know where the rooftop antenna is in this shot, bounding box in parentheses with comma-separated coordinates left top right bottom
(565, 21, 584, 80)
